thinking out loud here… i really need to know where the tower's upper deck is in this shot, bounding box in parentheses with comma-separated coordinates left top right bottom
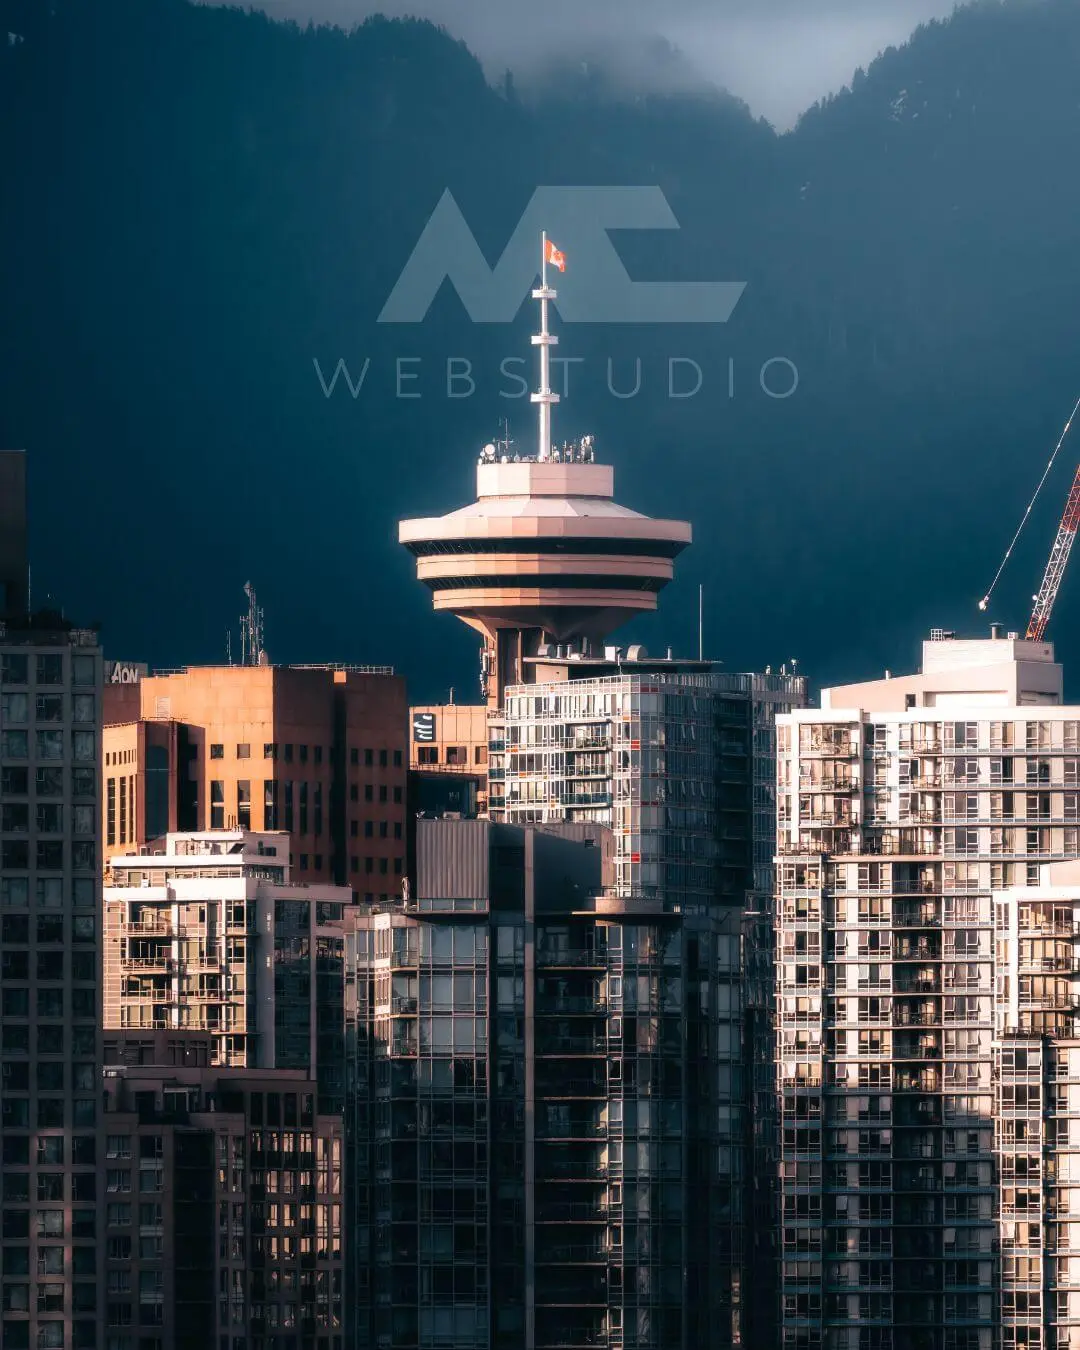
(399, 449, 690, 638)
(398, 233, 692, 703)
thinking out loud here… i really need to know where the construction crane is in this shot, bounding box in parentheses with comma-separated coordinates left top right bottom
(1026, 462, 1080, 641)
(979, 392, 1080, 641)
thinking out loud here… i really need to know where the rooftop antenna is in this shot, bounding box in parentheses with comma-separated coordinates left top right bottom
(226, 630, 233, 665)
(240, 582, 266, 667)
(698, 584, 704, 662)
(531, 231, 564, 462)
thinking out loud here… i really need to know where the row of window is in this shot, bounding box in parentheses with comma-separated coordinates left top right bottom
(205, 780, 405, 835)
(0, 652, 96, 686)
(2, 988, 98, 1018)
(0, 692, 95, 724)
(3, 1098, 98, 1127)
(416, 745, 485, 766)
(1, 729, 96, 761)
(0, 839, 96, 870)
(0, 765, 96, 797)
(2, 876, 96, 908)
(5, 1172, 101, 1202)
(350, 857, 404, 877)
(3, 803, 95, 834)
(2, 954, 97, 984)
(3, 1062, 98, 1089)
(209, 743, 403, 768)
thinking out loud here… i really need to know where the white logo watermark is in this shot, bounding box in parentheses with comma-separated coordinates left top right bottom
(312, 354, 798, 401)
(378, 186, 746, 325)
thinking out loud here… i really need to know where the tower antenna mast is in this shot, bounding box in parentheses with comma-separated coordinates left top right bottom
(531, 232, 561, 462)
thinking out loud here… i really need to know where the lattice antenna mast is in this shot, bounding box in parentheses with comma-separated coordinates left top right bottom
(240, 582, 266, 667)
(1027, 463, 1080, 641)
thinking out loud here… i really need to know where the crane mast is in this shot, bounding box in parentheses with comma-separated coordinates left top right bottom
(1027, 461, 1080, 641)
(979, 391, 1080, 639)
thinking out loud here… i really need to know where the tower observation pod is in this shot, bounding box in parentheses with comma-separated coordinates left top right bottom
(399, 233, 692, 708)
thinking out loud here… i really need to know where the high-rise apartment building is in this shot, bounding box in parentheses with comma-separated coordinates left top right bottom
(993, 860, 1080, 1350)
(103, 830, 352, 1088)
(350, 819, 628, 1350)
(0, 450, 104, 1350)
(102, 664, 408, 893)
(774, 629, 1077, 1350)
(487, 657, 805, 1347)
(100, 1039, 346, 1350)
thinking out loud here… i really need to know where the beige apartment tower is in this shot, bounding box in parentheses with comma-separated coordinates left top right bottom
(774, 629, 1080, 1350)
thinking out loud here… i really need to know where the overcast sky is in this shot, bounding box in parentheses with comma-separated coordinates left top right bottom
(228, 0, 963, 127)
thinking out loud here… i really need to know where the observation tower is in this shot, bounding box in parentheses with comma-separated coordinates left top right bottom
(399, 234, 692, 707)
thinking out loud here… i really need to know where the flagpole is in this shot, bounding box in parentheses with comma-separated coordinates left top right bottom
(532, 230, 558, 462)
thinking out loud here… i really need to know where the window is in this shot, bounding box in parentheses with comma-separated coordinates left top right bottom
(236, 744, 250, 760)
(36, 730, 62, 760)
(210, 781, 225, 830)
(1, 653, 28, 682)
(264, 744, 277, 760)
(72, 730, 95, 762)
(37, 1138, 63, 1165)
(237, 781, 251, 830)
(393, 749, 403, 767)
(0, 730, 27, 758)
(364, 749, 373, 767)
(210, 744, 224, 760)
(1, 692, 28, 723)
(36, 655, 63, 685)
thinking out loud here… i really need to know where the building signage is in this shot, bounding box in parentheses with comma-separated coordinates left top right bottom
(413, 713, 436, 743)
(105, 661, 148, 685)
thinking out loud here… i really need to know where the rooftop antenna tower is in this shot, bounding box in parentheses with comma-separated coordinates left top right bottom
(531, 232, 564, 462)
(240, 582, 267, 667)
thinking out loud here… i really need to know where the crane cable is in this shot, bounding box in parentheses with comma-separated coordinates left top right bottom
(979, 391, 1080, 611)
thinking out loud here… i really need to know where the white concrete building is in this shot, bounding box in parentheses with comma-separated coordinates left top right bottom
(103, 830, 352, 1069)
(774, 629, 1080, 1350)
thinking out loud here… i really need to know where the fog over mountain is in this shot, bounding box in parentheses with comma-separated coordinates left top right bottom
(207, 0, 963, 127)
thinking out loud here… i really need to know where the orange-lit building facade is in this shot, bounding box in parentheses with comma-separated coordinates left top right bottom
(102, 665, 408, 897)
(408, 702, 488, 818)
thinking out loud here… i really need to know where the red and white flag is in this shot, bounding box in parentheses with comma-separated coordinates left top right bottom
(544, 238, 566, 272)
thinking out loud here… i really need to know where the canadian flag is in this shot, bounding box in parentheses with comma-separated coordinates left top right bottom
(544, 238, 566, 272)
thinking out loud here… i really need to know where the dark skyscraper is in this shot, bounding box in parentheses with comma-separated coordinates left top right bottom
(0, 449, 104, 1350)
(0, 449, 29, 617)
